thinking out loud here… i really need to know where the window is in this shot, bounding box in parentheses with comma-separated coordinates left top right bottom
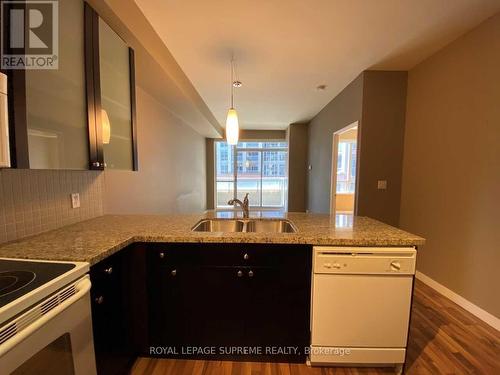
(215, 141, 288, 209)
(336, 140, 357, 194)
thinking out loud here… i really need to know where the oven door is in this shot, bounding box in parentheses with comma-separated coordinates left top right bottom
(0, 276, 97, 375)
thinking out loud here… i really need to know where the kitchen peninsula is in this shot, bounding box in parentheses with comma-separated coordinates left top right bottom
(0, 212, 424, 375)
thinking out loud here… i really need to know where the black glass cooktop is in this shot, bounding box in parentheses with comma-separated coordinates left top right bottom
(0, 260, 76, 309)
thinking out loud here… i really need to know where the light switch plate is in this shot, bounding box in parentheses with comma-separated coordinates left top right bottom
(71, 193, 80, 208)
(377, 180, 388, 190)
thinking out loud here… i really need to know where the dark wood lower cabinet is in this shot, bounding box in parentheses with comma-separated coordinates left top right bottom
(89, 243, 312, 371)
(146, 243, 312, 362)
(89, 246, 139, 375)
(149, 265, 247, 350)
(246, 265, 311, 360)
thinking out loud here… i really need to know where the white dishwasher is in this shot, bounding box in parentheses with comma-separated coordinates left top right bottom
(309, 246, 416, 374)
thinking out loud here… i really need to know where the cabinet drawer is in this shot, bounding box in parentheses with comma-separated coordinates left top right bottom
(147, 243, 311, 268)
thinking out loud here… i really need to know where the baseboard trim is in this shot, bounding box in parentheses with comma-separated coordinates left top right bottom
(415, 271, 500, 332)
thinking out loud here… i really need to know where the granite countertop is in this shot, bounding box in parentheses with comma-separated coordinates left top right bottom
(0, 212, 425, 266)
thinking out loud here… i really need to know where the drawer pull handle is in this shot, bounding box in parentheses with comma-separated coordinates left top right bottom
(248, 270, 254, 278)
(159, 252, 165, 259)
(243, 253, 249, 260)
(95, 296, 104, 305)
(104, 267, 113, 275)
(171, 269, 177, 277)
(237, 270, 243, 277)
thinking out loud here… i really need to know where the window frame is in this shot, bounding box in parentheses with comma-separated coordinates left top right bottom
(214, 140, 288, 210)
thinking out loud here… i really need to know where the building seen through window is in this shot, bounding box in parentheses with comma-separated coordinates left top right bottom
(215, 141, 288, 208)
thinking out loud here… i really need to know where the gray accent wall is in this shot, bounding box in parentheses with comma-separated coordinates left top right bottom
(307, 74, 364, 214)
(357, 71, 407, 225)
(287, 123, 309, 212)
(306, 71, 407, 226)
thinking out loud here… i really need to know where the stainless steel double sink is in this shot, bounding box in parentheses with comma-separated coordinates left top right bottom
(191, 218, 297, 233)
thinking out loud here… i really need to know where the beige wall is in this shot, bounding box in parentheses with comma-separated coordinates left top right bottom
(104, 88, 206, 214)
(89, 0, 222, 138)
(400, 13, 500, 318)
(307, 74, 364, 213)
(287, 123, 308, 212)
(307, 71, 407, 225)
(86, 0, 209, 214)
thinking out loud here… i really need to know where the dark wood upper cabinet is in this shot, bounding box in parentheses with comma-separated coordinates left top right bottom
(3, 0, 137, 171)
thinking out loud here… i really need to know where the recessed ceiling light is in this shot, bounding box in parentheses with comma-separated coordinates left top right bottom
(316, 84, 327, 91)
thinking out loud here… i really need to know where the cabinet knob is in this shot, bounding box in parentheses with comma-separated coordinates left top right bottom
(92, 161, 101, 168)
(237, 270, 243, 277)
(104, 267, 113, 275)
(95, 296, 104, 304)
(159, 252, 165, 259)
(243, 253, 249, 260)
(171, 269, 177, 276)
(248, 270, 254, 278)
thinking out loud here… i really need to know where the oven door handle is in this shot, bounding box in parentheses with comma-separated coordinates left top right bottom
(0, 276, 91, 356)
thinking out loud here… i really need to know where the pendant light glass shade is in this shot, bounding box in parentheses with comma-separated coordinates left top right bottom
(225, 107, 239, 145)
(101, 109, 111, 144)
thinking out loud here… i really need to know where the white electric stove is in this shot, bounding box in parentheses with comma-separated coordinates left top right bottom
(0, 258, 97, 375)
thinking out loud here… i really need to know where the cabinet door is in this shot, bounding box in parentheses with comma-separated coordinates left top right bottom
(98, 18, 137, 170)
(23, 0, 88, 169)
(149, 264, 247, 355)
(246, 265, 311, 362)
(90, 250, 134, 375)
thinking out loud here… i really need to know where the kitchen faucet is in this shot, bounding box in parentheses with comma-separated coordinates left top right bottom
(228, 193, 250, 218)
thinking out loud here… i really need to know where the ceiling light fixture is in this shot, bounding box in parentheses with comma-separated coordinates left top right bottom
(225, 58, 241, 145)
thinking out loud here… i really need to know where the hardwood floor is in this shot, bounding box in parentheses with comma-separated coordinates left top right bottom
(131, 280, 500, 374)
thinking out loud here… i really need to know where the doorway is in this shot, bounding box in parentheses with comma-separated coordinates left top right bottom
(330, 122, 359, 215)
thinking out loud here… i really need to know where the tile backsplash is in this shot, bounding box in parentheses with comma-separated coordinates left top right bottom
(0, 169, 103, 244)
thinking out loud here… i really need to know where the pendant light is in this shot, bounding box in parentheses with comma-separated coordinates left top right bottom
(225, 58, 241, 145)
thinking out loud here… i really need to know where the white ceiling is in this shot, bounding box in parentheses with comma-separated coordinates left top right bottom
(134, 0, 500, 130)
